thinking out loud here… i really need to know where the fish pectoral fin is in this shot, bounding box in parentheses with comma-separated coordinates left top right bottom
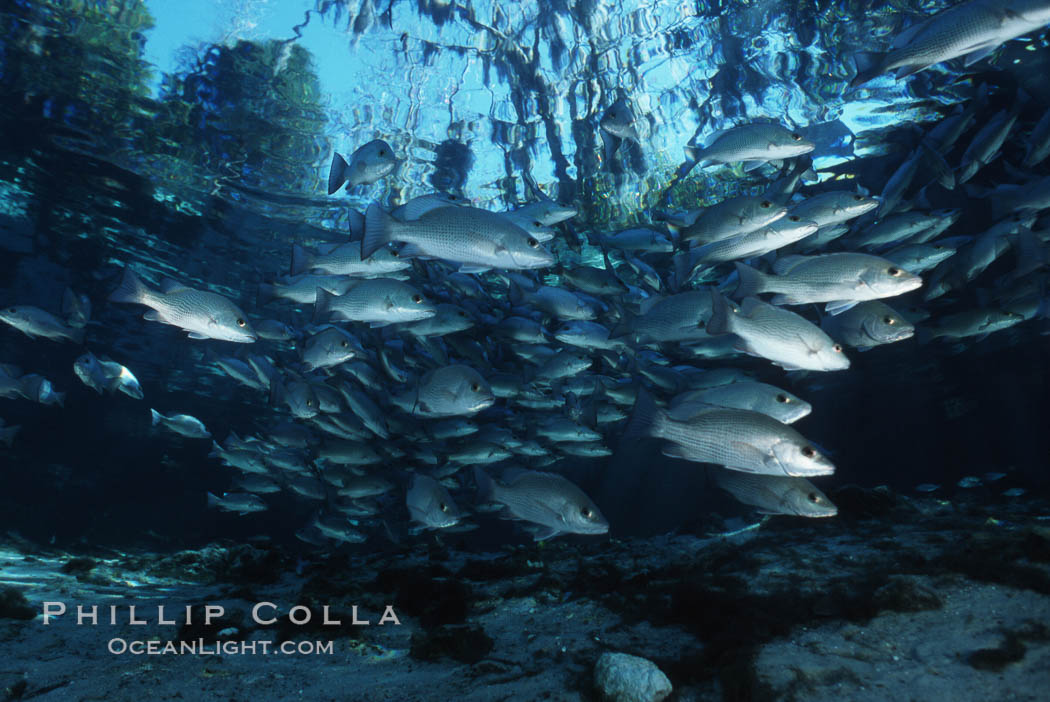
(529, 525, 562, 542)
(660, 444, 692, 460)
(186, 332, 209, 339)
(825, 300, 860, 316)
(796, 333, 819, 356)
(963, 44, 1000, 67)
(729, 442, 771, 471)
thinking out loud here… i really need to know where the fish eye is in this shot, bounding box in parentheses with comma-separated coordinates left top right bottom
(449, 194, 457, 201)
(412, 294, 423, 303)
(776, 394, 789, 403)
(391, 249, 400, 257)
(790, 133, 802, 141)
(788, 215, 800, 222)
(236, 318, 246, 327)
(884, 316, 895, 325)
(808, 492, 821, 503)
(801, 446, 817, 458)
(341, 340, 349, 347)
(933, 245, 944, 250)
(378, 149, 385, 156)
(306, 400, 315, 407)
(458, 310, 468, 317)
(888, 267, 901, 276)
(832, 343, 843, 352)
(760, 201, 773, 208)
(527, 237, 539, 248)
(533, 220, 542, 227)
(440, 503, 449, 512)
(470, 382, 481, 392)
(581, 506, 594, 518)
(853, 194, 864, 201)
(697, 319, 706, 328)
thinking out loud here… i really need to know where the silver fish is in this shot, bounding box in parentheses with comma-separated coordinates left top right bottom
(685, 122, 815, 169)
(475, 467, 608, 540)
(0, 305, 84, 344)
(820, 301, 916, 348)
(109, 268, 256, 343)
(406, 474, 462, 529)
(851, 0, 1050, 86)
(708, 292, 850, 372)
(362, 204, 555, 270)
(712, 469, 837, 517)
(624, 390, 835, 477)
(327, 139, 398, 194)
(151, 408, 210, 438)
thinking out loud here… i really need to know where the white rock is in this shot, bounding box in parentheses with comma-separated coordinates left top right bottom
(594, 652, 672, 702)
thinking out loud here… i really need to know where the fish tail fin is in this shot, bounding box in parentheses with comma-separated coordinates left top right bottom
(707, 288, 735, 336)
(206, 492, 221, 509)
(312, 288, 335, 324)
(683, 145, 705, 163)
(256, 283, 277, 308)
(623, 386, 664, 440)
(733, 261, 766, 298)
(362, 204, 395, 260)
(850, 51, 886, 88)
(673, 251, 697, 288)
(609, 312, 634, 340)
(508, 280, 525, 307)
(601, 131, 622, 164)
(473, 466, 497, 502)
(150, 408, 163, 426)
(108, 267, 151, 305)
(327, 152, 349, 195)
(290, 244, 312, 276)
(52, 391, 65, 408)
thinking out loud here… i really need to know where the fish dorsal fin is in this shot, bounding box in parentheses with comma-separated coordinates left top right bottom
(771, 255, 811, 276)
(402, 198, 459, 221)
(160, 278, 192, 294)
(636, 294, 664, 316)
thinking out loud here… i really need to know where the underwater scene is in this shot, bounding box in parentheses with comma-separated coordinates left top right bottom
(2, 0, 1050, 699)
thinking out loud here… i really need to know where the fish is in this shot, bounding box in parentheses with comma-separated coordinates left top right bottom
(624, 389, 835, 477)
(917, 307, 1025, 342)
(820, 301, 916, 348)
(611, 291, 715, 344)
(301, 326, 364, 371)
(207, 492, 268, 515)
(669, 382, 812, 424)
(685, 123, 815, 169)
(312, 278, 436, 326)
(0, 305, 84, 344)
(711, 469, 837, 518)
(850, 1, 1050, 86)
(108, 268, 257, 343)
(392, 365, 495, 417)
(683, 216, 819, 268)
(362, 204, 555, 270)
(406, 474, 463, 530)
(787, 192, 878, 229)
(151, 409, 210, 438)
(474, 467, 608, 540)
(73, 352, 144, 399)
(401, 303, 474, 337)
(0, 419, 21, 447)
(599, 97, 641, 162)
(289, 242, 410, 278)
(708, 291, 851, 372)
(733, 254, 923, 312)
(675, 196, 787, 245)
(914, 483, 941, 493)
(327, 139, 398, 194)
